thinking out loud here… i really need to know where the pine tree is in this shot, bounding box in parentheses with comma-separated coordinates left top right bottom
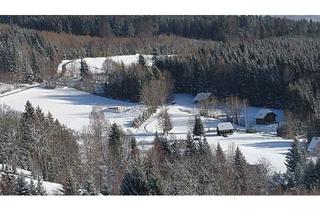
(109, 123, 122, 160)
(193, 116, 205, 138)
(285, 139, 306, 187)
(120, 164, 148, 195)
(80, 58, 89, 81)
(303, 161, 316, 190)
(0, 171, 16, 195)
(216, 143, 226, 163)
(61, 171, 79, 195)
(19, 100, 35, 170)
(138, 54, 146, 66)
(185, 132, 196, 157)
(36, 178, 47, 195)
(82, 178, 96, 195)
(29, 179, 37, 195)
(15, 174, 30, 195)
(157, 108, 173, 136)
(233, 147, 248, 194)
(100, 184, 110, 195)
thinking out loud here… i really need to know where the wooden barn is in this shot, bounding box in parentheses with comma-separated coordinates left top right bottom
(256, 109, 277, 124)
(217, 122, 234, 136)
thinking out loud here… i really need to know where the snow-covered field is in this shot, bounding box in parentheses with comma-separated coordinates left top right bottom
(57, 54, 154, 75)
(0, 86, 292, 172)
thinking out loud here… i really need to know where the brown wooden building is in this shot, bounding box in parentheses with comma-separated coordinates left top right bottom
(256, 109, 277, 124)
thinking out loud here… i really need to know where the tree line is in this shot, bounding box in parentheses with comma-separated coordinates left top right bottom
(2, 16, 320, 41)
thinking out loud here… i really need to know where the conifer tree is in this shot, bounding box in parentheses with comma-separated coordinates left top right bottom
(120, 164, 148, 195)
(233, 147, 248, 194)
(29, 179, 37, 195)
(80, 58, 89, 81)
(157, 108, 173, 136)
(193, 116, 205, 138)
(19, 100, 35, 170)
(138, 54, 146, 66)
(36, 178, 47, 195)
(285, 139, 306, 187)
(303, 161, 316, 190)
(61, 171, 79, 195)
(216, 143, 226, 163)
(15, 174, 30, 195)
(82, 178, 96, 195)
(185, 132, 196, 157)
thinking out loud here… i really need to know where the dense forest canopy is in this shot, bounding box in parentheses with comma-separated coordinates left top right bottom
(1, 15, 320, 41)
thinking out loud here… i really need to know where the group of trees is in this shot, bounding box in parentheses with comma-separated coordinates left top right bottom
(271, 139, 320, 194)
(155, 37, 320, 136)
(2, 102, 320, 195)
(103, 55, 174, 106)
(2, 16, 320, 41)
(0, 102, 81, 194)
(0, 172, 46, 195)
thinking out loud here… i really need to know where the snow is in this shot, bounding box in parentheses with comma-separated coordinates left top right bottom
(0, 86, 292, 172)
(57, 54, 153, 75)
(193, 92, 211, 102)
(308, 137, 320, 150)
(0, 166, 62, 195)
(217, 122, 234, 131)
(0, 86, 142, 131)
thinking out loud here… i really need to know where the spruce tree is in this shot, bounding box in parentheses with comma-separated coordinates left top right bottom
(120, 164, 148, 195)
(285, 139, 307, 187)
(303, 161, 316, 190)
(80, 58, 89, 81)
(19, 100, 35, 170)
(82, 178, 96, 195)
(109, 123, 122, 160)
(61, 172, 79, 195)
(29, 179, 37, 195)
(157, 108, 173, 136)
(193, 116, 205, 138)
(233, 147, 248, 194)
(185, 132, 196, 157)
(36, 178, 47, 195)
(138, 54, 146, 66)
(15, 174, 30, 195)
(216, 143, 226, 163)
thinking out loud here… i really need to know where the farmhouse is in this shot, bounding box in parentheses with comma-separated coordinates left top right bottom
(193, 92, 211, 103)
(308, 137, 320, 155)
(217, 122, 234, 136)
(256, 109, 277, 124)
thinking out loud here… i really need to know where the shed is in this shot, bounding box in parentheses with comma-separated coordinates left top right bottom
(308, 137, 320, 154)
(217, 122, 234, 136)
(193, 93, 211, 103)
(256, 109, 277, 124)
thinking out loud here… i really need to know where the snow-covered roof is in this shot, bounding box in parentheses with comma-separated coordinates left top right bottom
(308, 137, 320, 150)
(217, 122, 234, 131)
(256, 109, 277, 119)
(194, 93, 211, 102)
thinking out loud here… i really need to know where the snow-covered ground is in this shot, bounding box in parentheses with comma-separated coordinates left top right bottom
(0, 166, 62, 195)
(57, 54, 153, 75)
(0, 86, 292, 172)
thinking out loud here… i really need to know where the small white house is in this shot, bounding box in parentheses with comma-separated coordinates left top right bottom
(193, 93, 211, 103)
(217, 122, 234, 136)
(308, 137, 320, 155)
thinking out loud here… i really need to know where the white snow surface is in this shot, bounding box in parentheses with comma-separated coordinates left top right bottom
(57, 54, 153, 74)
(0, 87, 292, 172)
